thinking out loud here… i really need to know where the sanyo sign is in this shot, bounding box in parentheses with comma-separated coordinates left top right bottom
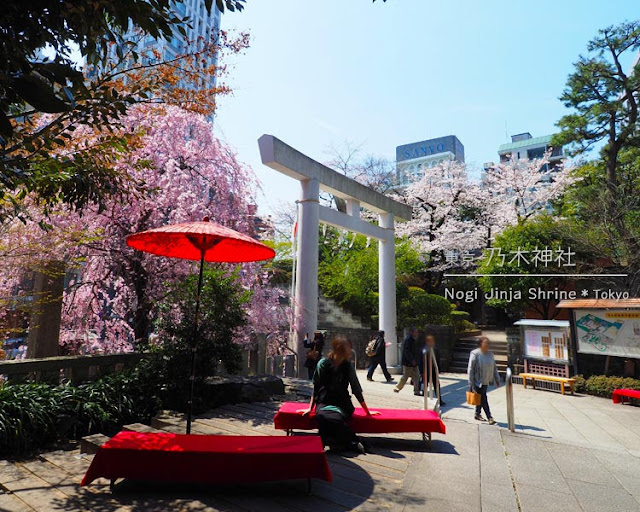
(396, 135, 464, 164)
(403, 143, 446, 159)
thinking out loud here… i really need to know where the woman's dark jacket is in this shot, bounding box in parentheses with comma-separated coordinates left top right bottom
(303, 337, 324, 368)
(370, 335, 387, 363)
(313, 357, 364, 418)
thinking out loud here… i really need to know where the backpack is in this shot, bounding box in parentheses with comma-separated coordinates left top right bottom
(365, 338, 378, 357)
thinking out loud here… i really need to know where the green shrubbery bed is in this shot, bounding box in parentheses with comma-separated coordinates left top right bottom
(573, 374, 640, 398)
(0, 363, 162, 457)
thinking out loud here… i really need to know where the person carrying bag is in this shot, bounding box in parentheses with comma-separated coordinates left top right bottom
(467, 336, 501, 424)
(366, 331, 394, 383)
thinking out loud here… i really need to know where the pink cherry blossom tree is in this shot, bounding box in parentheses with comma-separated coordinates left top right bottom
(0, 104, 289, 354)
(396, 154, 574, 284)
(396, 160, 486, 266)
(482, 153, 574, 231)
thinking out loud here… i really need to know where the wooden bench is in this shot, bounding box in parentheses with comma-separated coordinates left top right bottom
(612, 389, 640, 404)
(81, 431, 332, 492)
(273, 402, 446, 447)
(520, 373, 576, 395)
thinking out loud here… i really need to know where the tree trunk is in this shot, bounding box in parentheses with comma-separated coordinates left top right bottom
(133, 304, 150, 346)
(27, 260, 66, 360)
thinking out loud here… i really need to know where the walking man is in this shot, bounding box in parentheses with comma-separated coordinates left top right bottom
(467, 336, 500, 424)
(366, 331, 394, 383)
(394, 327, 420, 395)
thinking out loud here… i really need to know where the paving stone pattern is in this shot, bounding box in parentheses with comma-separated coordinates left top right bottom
(1, 371, 640, 511)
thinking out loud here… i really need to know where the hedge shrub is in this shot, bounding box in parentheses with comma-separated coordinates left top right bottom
(573, 374, 640, 398)
(401, 287, 461, 328)
(0, 363, 162, 457)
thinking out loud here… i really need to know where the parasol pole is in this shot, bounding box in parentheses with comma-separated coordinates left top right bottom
(186, 248, 206, 435)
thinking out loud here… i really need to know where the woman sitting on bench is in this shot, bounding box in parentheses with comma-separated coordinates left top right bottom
(301, 335, 378, 454)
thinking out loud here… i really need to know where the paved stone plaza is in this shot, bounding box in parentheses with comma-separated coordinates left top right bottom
(1, 372, 640, 511)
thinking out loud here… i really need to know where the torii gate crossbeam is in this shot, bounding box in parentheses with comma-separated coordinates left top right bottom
(258, 135, 413, 375)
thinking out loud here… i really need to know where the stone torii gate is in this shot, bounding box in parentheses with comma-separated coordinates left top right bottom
(258, 135, 413, 375)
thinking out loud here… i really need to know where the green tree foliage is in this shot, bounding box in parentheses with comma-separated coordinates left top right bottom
(477, 217, 581, 319)
(554, 21, 640, 187)
(318, 228, 423, 326)
(399, 287, 452, 326)
(262, 240, 294, 287)
(153, 268, 248, 411)
(560, 148, 640, 286)
(0, 0, 245, 220)
(316, 227, 472, 329)
(553, 21, 640, 294)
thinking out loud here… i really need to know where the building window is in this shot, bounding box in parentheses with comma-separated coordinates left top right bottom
(527, 147, 545, 160)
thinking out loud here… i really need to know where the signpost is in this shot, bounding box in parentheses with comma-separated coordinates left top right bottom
(573, 309, 640, 359)
(557, 299, 640, 377)
(514, 319, 571, 363)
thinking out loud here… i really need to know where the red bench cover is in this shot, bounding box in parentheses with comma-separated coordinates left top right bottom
(81, 431, 332, 486)
(273, 402, 446, 435)
(612, 389, 640, 403)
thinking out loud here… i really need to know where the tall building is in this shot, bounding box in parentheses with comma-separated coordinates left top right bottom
(99, 0, 222, 87)
(482, 132, 564, 184)
(497, 132, 563, 168)
(393, 135, 465, 190)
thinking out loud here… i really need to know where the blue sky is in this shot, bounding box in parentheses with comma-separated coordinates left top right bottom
(213, 0, 638, 214)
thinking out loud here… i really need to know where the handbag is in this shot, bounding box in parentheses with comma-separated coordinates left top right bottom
(306, 349, 319, 361)
(466, 389, 481, 406)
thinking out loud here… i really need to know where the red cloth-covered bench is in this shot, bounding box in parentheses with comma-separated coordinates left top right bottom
(273, 402, 446, 446)
(612, 389, 640, 404)
(81, 431, 331, 491)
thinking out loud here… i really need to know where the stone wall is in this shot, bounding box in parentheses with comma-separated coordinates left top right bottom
(202, 375, 285, 409)
(243, 325, 460, 374)
(243, 329, 379, 374)
(322, 327, 381, 369)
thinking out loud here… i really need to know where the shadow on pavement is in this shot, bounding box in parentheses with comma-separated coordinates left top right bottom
(50, 456, 393, 512)
(438, 377, 471, 407)
(495, 422, 547, 434)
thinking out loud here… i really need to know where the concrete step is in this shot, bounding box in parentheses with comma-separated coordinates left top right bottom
(317, 295, 368, 330)
(122, 422, 164, 434)
(80, 433, 109, 454)
(453, 352, 507, 361)
(449, 364, 508, 374)
(79, 423, 164, 455)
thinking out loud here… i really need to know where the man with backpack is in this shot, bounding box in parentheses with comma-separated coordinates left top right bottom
(366, 331, 395, 383)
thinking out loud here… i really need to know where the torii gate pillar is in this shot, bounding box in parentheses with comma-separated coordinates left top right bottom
(259, 135, 412, 376)
(295, 178, 320, 344)
(378, 212, 397, 364)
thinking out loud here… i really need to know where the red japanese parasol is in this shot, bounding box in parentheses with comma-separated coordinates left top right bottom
(126, 217, 275, 434)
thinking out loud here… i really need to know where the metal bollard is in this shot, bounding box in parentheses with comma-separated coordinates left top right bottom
(423, 348, 428, 411)
(422, 347, 440, 411)
(506, 367, 515, 432)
